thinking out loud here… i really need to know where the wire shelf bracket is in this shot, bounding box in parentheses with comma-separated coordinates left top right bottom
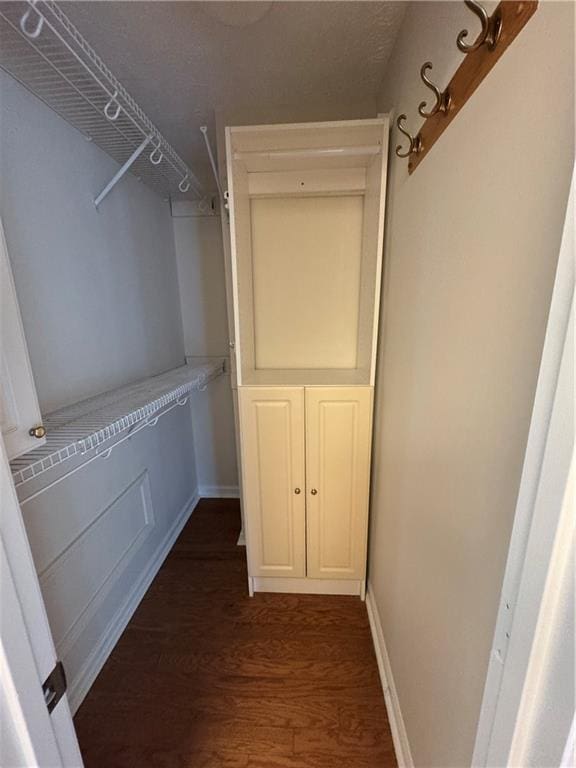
(200, 126, 227, 213)
(94, 134, 152, 208)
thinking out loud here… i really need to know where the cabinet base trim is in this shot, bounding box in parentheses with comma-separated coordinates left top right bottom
(252, 576, 364, 596)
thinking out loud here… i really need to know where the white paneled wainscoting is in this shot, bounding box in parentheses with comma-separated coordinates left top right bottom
(17, 404, 198, 713)
(11, 364, 228, 713)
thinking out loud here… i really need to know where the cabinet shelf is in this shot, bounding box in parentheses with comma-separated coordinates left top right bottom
(243, 368, 371, 387)
(10, 360, 224, 489)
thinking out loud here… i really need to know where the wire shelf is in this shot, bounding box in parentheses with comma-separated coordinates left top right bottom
(9, 361, 224, 489)
(0, 0, 203, 201)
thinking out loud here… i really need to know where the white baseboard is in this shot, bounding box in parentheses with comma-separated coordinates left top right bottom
(198, 484, 239, 499)
(67, 490, 200, 714)
(366, 586, 414, 768)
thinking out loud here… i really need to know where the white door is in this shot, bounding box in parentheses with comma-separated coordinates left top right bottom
(1, 438, 83, 766)
(239, 387, 306, 578)
(1, 218, 46, 459)
(305, 387, 373, 580)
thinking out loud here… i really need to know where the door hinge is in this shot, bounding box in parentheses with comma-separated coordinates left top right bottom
(42, 661, 67, 714)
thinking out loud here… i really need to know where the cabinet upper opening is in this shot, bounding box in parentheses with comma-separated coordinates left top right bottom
(226, 117, 389, 387)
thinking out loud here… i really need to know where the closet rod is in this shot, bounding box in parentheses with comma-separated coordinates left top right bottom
(233, 145, 381, 161)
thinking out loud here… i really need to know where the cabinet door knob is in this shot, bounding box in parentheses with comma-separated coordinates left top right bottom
(294, 487, 301, 494)
(29, 425, 46, 439)
(310, 488, 318, 495)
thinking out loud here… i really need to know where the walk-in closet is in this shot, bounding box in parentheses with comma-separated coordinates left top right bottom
(1, 2, 574, 767)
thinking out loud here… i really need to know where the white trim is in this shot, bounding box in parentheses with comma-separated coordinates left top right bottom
(369, 114, 389, 387)
(0, 217, 46, 460)
(225, 126, 243, 387)
(507, 453, 574, 765)
(560, 714, 575, 768)
(67, 490, 200, 713)
(252, 577, 363, 596)
(237, 528, 246, 546)
(472, 171, 575, 766)
(0, 440, 82, 764)
(198, 484, 240, 499)
(366, 587, 414, 768)
(0, 534, 63, 766)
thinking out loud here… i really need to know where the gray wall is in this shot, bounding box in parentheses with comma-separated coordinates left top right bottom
(0, 70, 185, 413)
(1, 72, 200, 712)
(173, 211, 239, 495)
(368, 2, 574, 766)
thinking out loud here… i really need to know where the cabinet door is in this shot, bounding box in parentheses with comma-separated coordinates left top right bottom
(305, 387, 373, 580)
(239, 387, 306, 578)
(1, 219, 45, 459)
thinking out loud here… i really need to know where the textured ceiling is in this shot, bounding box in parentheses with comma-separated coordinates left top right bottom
(61, 1, 406, 192)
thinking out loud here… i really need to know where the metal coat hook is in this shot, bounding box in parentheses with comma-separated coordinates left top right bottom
(104, 90, 121, 121)
(20, 1, 44, 38)
(395, 114, 422, 159)
(149, 138, 163, 166)
(179, 175, 191, 193)
(457, 0, 502, 53)
(418, 62, 452, 118)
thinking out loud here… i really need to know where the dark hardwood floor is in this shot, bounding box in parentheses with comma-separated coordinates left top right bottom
(74, 499, 397, 768)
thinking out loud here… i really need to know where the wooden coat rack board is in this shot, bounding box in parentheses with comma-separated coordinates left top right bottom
(396, 0, 539, 174)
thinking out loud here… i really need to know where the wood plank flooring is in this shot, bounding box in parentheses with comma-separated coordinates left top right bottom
(74, 499, 396, 768)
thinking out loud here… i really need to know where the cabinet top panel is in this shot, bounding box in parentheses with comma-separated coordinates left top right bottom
(227, 117, 388, 158)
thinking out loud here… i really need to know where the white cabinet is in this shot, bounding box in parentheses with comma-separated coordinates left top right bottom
(305, 387, 372, 580)
(0, 219, 45, 459)
(227, 118, 388, 596)
(240, 387, 373, 592)
(239, 387, 306, 578)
